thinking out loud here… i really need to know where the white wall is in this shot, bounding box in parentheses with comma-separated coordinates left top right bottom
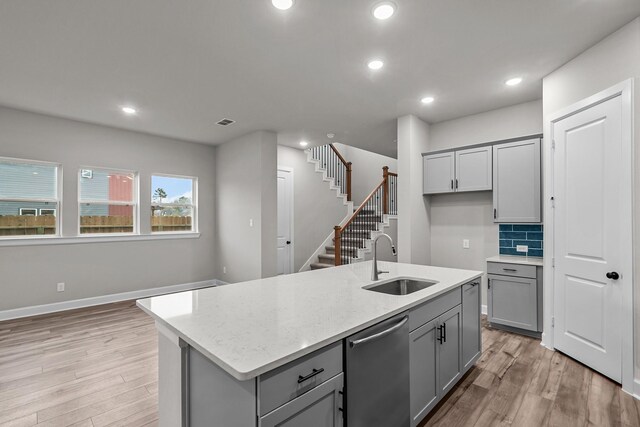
(277, 146, 349, 271)
(428, 100, 543, 306)
(397, 115, 431, 265)
(215, 131, 277, 283)
(0, 107, 217, 311)
(333, 143, 398, 206)
(542, 17, 640, 380)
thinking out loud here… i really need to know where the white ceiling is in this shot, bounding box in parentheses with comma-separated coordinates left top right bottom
(1, 1, 639, 158)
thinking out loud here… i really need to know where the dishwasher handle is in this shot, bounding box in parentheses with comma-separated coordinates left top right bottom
(349, 316, 408, 348)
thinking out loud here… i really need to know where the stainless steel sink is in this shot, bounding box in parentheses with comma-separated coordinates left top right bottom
(363, 279, 437, 295)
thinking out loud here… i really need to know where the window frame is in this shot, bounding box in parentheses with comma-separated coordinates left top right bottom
(0, 156, 62, 238)
(77, 167, 140, 236)
(150, 173, 198, 234)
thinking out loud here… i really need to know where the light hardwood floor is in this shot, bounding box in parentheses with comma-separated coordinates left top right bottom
(1, 301, 639, 426)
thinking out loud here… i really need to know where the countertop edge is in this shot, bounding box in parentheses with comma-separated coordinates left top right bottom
(139, 271, 483, 381)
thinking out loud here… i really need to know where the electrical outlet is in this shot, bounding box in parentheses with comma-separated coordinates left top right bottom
(463, 239, 470, 249)
(516, 245, 528, 253)
(57, 282, 65, 292)
(223, 266, 227, 274)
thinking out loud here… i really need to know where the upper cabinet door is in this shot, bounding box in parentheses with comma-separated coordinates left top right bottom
(493, 138, 541, 223)
(423, 152, 455, 194)
(455, 146, 492, 192)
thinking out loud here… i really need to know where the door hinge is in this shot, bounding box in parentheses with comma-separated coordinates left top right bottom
(550, 196, 555, 208)
(551, 317, 555, 327)
(552, 140, 556, 150)
(551, 257, 555, 268)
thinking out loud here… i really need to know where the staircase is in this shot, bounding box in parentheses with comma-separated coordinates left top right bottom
(310, 208, 384, 269)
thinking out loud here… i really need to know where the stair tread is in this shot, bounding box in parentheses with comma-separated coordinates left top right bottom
(310, 262, 334, 269)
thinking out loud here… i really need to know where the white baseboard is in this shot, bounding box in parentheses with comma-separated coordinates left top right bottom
(481, 304, 487, 315)
(633, 378, 640, 400)
(0, 279, 224, 321)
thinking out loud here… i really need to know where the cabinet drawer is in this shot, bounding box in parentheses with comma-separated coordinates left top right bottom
(487, 262, 536, 279)
(258, 341, 343, 416)
(409, 288, 461, 332)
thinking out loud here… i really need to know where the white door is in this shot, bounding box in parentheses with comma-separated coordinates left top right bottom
(277, 168, 293, 275)
(552, 94, 626, 383)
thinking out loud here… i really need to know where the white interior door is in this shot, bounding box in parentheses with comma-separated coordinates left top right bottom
(552, 94, 625, 383)
(277, 168, 293, 275)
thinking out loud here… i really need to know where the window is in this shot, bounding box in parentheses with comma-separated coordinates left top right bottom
(0, 157, 60, 237)
(151, 175, 197, 233)
(79, 168, 137, 234)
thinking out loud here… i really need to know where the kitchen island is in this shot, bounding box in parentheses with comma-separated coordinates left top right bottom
(137, 261, 483, 427)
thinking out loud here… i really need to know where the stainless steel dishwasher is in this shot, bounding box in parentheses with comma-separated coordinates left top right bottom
(345, 311, 410, 427)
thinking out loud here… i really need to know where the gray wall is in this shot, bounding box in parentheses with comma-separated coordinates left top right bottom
(215, 131, 277, 283)
(277, 146, 349, 271)
(0, 107, 217, 311)
(397, 115, 431, 265)
(428, 100, 543, 306)
(332, 143, 398, 206)
(541, 17, 640, 379)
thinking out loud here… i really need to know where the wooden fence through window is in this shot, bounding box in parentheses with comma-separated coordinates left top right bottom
(0, 215, 192, 235)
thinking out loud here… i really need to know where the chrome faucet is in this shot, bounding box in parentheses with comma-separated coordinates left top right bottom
(372, 233, 397, 280)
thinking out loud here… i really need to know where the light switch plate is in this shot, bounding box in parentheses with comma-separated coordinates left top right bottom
(516, 245, 528, 253)
(463, 239, 470, 249)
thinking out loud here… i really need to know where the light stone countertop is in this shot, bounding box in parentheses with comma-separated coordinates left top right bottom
(486, 255, 544, 267)
(137, 261, 482, 381)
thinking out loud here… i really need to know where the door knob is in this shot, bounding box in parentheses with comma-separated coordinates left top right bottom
(286, 241, 291, 245)
(606, 271, 620, 280)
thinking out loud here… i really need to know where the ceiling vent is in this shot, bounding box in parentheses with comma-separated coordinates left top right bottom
(216, 118, 235, 126)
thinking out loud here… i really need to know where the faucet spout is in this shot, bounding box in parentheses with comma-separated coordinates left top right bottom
(372, 233, 397, 281)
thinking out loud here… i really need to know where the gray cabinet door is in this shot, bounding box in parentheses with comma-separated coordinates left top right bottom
(488, 274, 538, 331)
(455, 146, 492, 192)
(438, 305, 462, 397)
(461, 281, 481, 372)
(259, 373, 343, 427)
(423, 152, 455, 194)
(409, 318, 439, 427)
(493, 138, 541, 222)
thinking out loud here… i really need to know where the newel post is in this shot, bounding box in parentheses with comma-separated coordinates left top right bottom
(334, 226, 342, 266)
(346, 162, 352, 202)
(383, 166, 389, 215)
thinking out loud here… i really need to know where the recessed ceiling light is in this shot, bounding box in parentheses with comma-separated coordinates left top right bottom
(368, 60, 384, 70)
(327, 133, 335, 139)
(505, 77, 523, 86)
(421, 96, 435, 104)
(272, 0, 294, 10)
(121, 106, 137, 115)
(299, 141, 308, 147)
(372, 2, 396, 20)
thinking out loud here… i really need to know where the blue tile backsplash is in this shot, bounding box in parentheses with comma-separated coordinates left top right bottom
(499, 224, 543, 257)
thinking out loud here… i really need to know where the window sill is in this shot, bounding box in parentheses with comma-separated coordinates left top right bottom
(0, 232, 201, 247)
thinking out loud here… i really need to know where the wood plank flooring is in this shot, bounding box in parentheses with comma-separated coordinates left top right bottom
(1, 302, 638, 426)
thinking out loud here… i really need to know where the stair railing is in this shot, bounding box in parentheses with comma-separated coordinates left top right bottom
(334, 166, 398, 266)
(310, 144, 352, 201)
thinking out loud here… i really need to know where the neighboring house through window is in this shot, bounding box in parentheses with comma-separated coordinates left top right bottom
(0, 157, 61, 237)
(79, 168, 138, 234)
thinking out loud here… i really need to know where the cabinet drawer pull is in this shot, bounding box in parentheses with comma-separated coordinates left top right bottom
(298, 368, 324, 383)
(503, 268, 517, 272)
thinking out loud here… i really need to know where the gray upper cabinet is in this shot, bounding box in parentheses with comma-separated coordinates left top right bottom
(493, 138, 541, 223)
(423, 152, 455, 194)
(455, 146, 492, 192)
(461, 281, 481, 371)
(259, 373, 344, 427)
(423, 147, 492, 194)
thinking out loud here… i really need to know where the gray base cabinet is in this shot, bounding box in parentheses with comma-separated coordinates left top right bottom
(259, 374, 344, 427)
(410, 283, 478, 427)
(461, 281, 481, 370)
(487, 261, 543, 334)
